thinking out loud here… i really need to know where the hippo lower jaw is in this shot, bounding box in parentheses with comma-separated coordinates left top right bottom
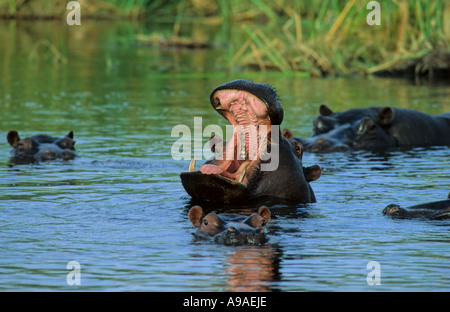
(180, 170, 252, 203)
(195, 158, 252, 184)
(180, 129, 266, 202)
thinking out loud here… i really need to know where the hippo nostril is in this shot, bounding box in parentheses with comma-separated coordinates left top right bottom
(43, 150, 57, 160)
(316, 138, 327, 145)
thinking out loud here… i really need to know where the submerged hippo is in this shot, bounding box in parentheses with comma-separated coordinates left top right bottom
(188, 205, 271, 245)
(284, 104, 450, 153)
(382, 193, 450, 220)
(180, 79, 321, 203)
(372, 50, 450, 80)
(7, 130, 76, 163)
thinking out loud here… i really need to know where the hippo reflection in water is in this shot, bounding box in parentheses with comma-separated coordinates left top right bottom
(180, 79, 321, 204)
(188, 205, 271, 245)
(7, 130, 76, 164)
(383, 193, 450, 220)
(283, 104, 450, 153)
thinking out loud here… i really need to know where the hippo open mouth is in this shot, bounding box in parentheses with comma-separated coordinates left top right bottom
(180, 79, 320, 204)
(180, 79, 283, 203)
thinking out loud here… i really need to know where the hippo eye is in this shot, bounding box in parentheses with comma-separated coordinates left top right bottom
(316, 120, 324, 130)
(358, 119, 376, 134)
(203, 219, 208, 226)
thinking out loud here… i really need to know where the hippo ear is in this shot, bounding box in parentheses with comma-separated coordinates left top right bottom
(319, 104, 333, 116)
(67, 131, 74, 139)
(304, 165, 322, 182)
(282, 129, 294, 139)
(188, 206, 204, 228)
(292, 141, 303, 158)
(378, 107, 395, 125)
(7, 130, 20, 148)
(258, 206, 271, 224)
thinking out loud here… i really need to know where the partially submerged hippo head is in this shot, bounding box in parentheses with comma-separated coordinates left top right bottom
(286, 105, 397, 152)
(285, 104, 450, 153)
(188, 205, 271, 245)
(180, 79, 321, 203)
(7, 130, 76, 163)
(382, 193, 450, 220)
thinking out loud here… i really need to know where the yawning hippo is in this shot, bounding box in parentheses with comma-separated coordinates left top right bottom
(180, 79, 321, 203)
(382, 193, 450, 220)
(188, 205, 271, 245)
(284, 105, 450, 153)
(7, 130, 76, 163)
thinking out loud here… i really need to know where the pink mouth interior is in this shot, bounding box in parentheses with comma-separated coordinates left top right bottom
(199, 89, 271, 184)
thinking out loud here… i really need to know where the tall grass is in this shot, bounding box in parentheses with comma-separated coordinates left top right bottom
(215, 0, 448, 75)
(123, 0, 448, 76)
(2, 0, 447, 75)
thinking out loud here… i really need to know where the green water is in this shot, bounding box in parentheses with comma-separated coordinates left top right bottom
(0, 20, 449, 291)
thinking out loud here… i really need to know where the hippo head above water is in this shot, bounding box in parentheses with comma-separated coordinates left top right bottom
(7, 130, 76, 163)
(180, 79, 321, 203)
(188, 205, 271, 245)
(284, 104, 450, 153)
(382, 193, 450, 220)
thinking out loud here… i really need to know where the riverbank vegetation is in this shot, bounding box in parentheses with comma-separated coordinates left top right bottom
(1, 0, 448, 76)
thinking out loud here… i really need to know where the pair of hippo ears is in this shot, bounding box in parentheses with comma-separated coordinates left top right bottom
(188, 205, 271, 228)
(319, 104, 395, 125)
(7, 130, 75, 148)
(209, 79, 284, 126)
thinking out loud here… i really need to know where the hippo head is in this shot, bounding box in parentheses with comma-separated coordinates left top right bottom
(382, 204, 409, 218)
(7, 130, 76, 163)
(180, 80, 321, 203)
(284, 105, 398, 153)
(188, 205, 271, 245)
(383, 194, 450, 220)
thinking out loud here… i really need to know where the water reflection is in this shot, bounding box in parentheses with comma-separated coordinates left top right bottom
(224, 244, 281, 292)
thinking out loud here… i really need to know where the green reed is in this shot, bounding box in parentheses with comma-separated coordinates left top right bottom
(213, 0, 448, 75)
(1, 0, 447, 75)
(124, 0, 448, 76)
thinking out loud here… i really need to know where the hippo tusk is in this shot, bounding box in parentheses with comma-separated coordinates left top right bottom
(238, 166, 247, 183)
(189, 157, 196, 172)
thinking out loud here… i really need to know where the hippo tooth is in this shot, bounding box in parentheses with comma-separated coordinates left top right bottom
(189, 157, 196, 172)
(238, 166, 247, 183)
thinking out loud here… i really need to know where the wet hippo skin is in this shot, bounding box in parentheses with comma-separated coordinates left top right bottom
(284, 104, 450, 152)
(188, 205, 271, 245)
(382, 193, 450, 220)
(7, 130, 76, 164)
(180, 79, 321, 204)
